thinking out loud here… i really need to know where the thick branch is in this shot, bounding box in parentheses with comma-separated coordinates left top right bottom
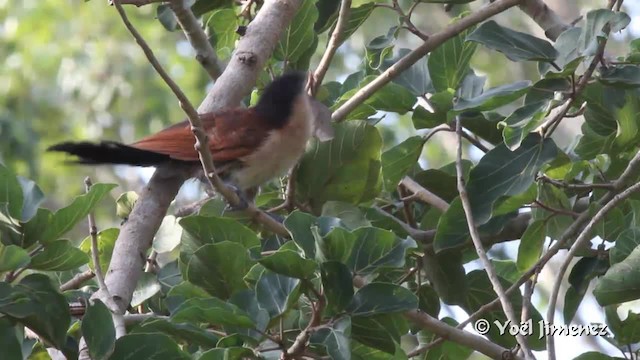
(169, 0, 223, 80)
(518, 0, 570, 40)
(331, 0, 522, 122)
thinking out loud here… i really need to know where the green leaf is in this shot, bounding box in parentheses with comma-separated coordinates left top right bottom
(184, 242, 254, 299)
(297, 121, 382, 209)
(309, 317, 351, 360)
(428, 27, 477, 91)
(20, 208, 53, 249)
(539, 27, 583, 77)
(320, 227, 417, 274)
(573, 351, 626, 360)
(366, 27, 397, 71)
(605, 305, 640, 346)
(179, 215, 260, 260)
(197, 348, 254, 360)
(594, 245, 640, 306)
(255, 270, 300, 319)
(206, 9, 239, 60)
(564, 256, 609, 323)
(516, 220, 546, 272)
(346, 282, 418, 316)
(351, 313, 408, 354)
(382, 48, 434, 96)
(171, 297, 255, 328)
(336, 3, 376, 47)
(0, 318, 22, 360)
(274, 0, 318, 63)
(191, 0, 233, 18)
(0, 244, 30, 272)
(30, 239, 89, 271)
(417, 284, 441, 317)
(165, 282, 211, 313)
(132, 319, 219, 348)
(153, 215, 182, 253)
(315, 0, 340, 33)
(454, 81, 531, 112)
(17, 177, 44, 222)
(417, 321, 473, 359)
(610, 228, 640, 265)
(131, 272, 161, 307)
(259, 249, 317, 279)
(423, 249, 468, 305)
(115, 191, 138, 220)
(321, 261, 354, 315)
(466, 20, 557, 62)
(600, 66, 640, 88)
(581, 9, 631, 56)
(501, 101, 550, 150)
(0, 274, 70, 348)
(284, 211, 345, 258)
(381, 136, 425, 190)
(411, 91, 454, 129)
(0, 164, 23, 220)
(613, 91, 640, 147)
(40, 183, 117, 244)
(467, 133, 558, 225)
(321, 202, 371, 229)
(82, 300, 115, 360)
(79, 228, 118, 272)
(109, 333, 190, 360)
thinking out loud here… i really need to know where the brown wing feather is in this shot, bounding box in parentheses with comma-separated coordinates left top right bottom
(130, 109, 271, 163)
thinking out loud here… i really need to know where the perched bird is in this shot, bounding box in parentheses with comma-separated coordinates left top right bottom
(48, 72, 332, 199)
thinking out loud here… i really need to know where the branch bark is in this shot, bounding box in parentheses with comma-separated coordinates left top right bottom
(88, 0, 301, 343)
(519, 0, 570, 40)
(169, 0, 223, 80)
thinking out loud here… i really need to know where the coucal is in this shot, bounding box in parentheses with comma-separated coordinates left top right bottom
(48, 72, 331, 198)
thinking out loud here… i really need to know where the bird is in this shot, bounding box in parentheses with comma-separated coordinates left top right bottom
(48, 72, 328, 203)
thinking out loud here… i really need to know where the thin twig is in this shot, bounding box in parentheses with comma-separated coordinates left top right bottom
(117, 0, 164, 6)
(454, 117, 533, 359)
(400, 176, 449, 212)
(310, 0, 351, 96)
(531, 200, 580, 218)
(169, 0, 223, 80)
(546, 183, 640, 359)
(112, 0, 289, 236)
(537, 174, 614, 191)
(60, 270, 96, 292)
(332, 0, 523, 122)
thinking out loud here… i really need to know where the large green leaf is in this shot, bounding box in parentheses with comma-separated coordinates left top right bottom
(351, 313, 408, 354)
(466, 20, 557, 62)
(516, 220, 546, 272)
(0, 164, 23, 220)
(428, 27, 477, 91)
(297, 121, 382, 209)
(283, 211, 345, 259)
(610, 228, 640, 265)
(132, 319, 219, 348)
(30, 239, 89, 271)
(179, 215, 259, 260)
(82, 300, 115, 360)
(580, 9, 630, 56)
(274, 0, 318, 63)
(171, 297, 255, 328)
(502, 101, 550, 150)
(320, 227, 417, 274)
(79, 228, 118, 272)
(0, 244, 30, 272)
(564, 256, 608, 323)
(206, 9, 239, 60)
(17, 177, 44, 222)
(259, 249, 317, 279)
(594, 244, 640, 306)
(346, 282, 418, 317)
(321, 261, 354, 315)
(109, 333, 190, 360)
(423, 249, 468, 305)
(40, 183, 117, 244)
(197, 348, 254, 360)
(309, 317, 351, 360)
(184, 242, 254, 299)
(0, 274, 70, 348)
(600, 66, 640, 88)
(381, 136, 425, 190)
(336, 3, 376, 47)
(382, 48, 434, 96)
(0, 318, 22, 360)
(454, 81, 531, 112)
(255, 270, 300, 319)
(467, 133, 558, 225)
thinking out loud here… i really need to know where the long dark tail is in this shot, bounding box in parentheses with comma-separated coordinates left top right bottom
(47, 141, 172, 166)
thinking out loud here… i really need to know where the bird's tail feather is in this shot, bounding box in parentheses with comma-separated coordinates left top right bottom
(47, 141, 173, 167)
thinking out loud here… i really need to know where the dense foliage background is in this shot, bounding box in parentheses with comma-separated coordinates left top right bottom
(2, 0, 640, 359)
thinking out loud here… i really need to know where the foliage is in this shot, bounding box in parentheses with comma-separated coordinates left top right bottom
(2, 0, 640, 360)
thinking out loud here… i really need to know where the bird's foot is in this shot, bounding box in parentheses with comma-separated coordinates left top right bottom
(224, 184, 250, 211)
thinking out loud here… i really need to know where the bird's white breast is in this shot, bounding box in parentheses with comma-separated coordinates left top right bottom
(233, 95, 313, 190)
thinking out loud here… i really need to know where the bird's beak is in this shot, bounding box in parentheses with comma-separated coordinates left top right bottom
(308, 97, 335, 142)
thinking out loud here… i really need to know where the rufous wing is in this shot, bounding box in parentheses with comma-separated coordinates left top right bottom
(131, 108, 272, 163)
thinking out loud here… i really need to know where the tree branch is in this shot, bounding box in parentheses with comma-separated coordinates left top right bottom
(518, 0, 570, 41)
(331, 0, 523, 122)
(399, 176, 449, 212)
(169, 0, 223, 80)
(310, 0, 351, 96)
(454, 117, 534, 359)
